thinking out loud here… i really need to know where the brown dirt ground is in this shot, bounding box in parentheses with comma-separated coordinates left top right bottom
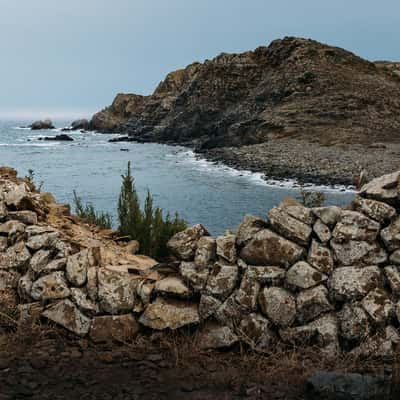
(1, 325, 400, 400)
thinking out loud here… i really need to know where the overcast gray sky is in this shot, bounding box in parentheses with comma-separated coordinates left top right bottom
(0, 0, 399, 119)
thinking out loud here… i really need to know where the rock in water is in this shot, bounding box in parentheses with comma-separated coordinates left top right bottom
(30, 119, 54, 130)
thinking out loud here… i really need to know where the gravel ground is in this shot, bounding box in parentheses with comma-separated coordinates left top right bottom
(202, 139, 400, 186)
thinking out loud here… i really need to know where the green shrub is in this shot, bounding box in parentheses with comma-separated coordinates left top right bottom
(72, 190, 113, 229)
(24, 169, 43, 192)
(117, 162, 187, 260)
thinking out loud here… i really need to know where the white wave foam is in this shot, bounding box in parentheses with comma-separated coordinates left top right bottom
(175, 150, 355, 193)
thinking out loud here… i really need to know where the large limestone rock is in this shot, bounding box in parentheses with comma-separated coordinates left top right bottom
(179, 261, 209, 292)
(39, 258, 66, 275)
(139, 297, 199, 330)
(286, 261, 327, 289)
(380, 217, 400, 252)
(246, 265, 286, 285)
(331, 239, 387, 266)
(0, 220, 25, 239)
(240, 229, 304, 267)
(198, 294, 221, 320)
(0, 270, 20, 290)
(313, 219, 331, 243)
(194, 236, 216, 269)
(70, 288, 99, 316)
(0, 200, 7, 221)
(259, 287, 296, 328)
(353, 196, 396, 224)
(216, 234, 237, 263)
(154, 276, 191, 298)
(307, 240, 334, 274)
(65, 249, 93, 287)
(332, 211, 380, 243)
(296, 285, 333, 323)
(30, 271, 71, 301)
(239, 313, 275, 351)
(42, 299, 91, 336)
(30, 119, 55, 130)
(29, 249, 52, 273)
(97, 267, 137, 314)
(312, 206, 342, 227)
(279, 199, 315, 225)
(26, 231, 60, 251)
(215, 293, 243, 329)
(236, 271, 260, 311)
(359, 171, 400, 204)
(361, 288, 394, 325)
(236, 215, 266, 247)
(268, 207, 312, 245)
(339, 303, 371, 342)
(197, 321, 238, 349)
(89, 314, 139, 343)
(0, 241, 31, 270)
(8, 210, 38, 225)
(384, 265, 400, 295)
(205, 262, 238, 299)
(328, 266, 382, 301)
(167, 224, 208, 261)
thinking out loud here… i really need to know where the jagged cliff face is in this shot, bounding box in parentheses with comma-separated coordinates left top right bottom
(90, 37, 400, 149)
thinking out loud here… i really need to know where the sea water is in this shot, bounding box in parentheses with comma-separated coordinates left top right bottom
(0, 119, 354, 234)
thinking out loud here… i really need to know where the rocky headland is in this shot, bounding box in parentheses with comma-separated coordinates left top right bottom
(89, 37, 400, 185)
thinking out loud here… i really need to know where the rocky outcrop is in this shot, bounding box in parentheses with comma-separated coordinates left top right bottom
(2, 167, 400, 358)
(38, 134, 74, 142)
(30, 119, 54, 130)
(90, 37, 400, 151)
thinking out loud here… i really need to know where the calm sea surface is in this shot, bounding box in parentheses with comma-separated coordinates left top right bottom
(0, 119, 354, 234)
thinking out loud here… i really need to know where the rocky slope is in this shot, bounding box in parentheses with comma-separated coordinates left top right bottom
(90, 37, 400, 185)
(2, 166, 400, 358)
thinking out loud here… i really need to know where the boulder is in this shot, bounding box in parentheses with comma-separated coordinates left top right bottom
(331, 239, 387, 266)
(66, 250, 92, 287)
(216, 234, 237, 263)
(70, 288, 99, 316)
(339, 303, 371, 342)
(18, 270, 35, 301)
(194, 236, 216, 269)
(26, 231, 60, 251)
(205, 262, 238, 299)
(259, 287, 296, 328)
(86, 266, 98, 301)
(296, 285, 333, 323)
(8, 210, 38, 225)
(136, 280, 154, 306)
(0, 236, 7, 252)
(0, 241, 31, 270)
(0, 270, 20, 290)
(246, 265, 286, 285)
(0, 220, 25, 242)
(329, 266, 382, 301)
(332, 211, 380, 243)
(197, 321, 238, 349)
(307, 240, 334, 274)
(198, 294, 222, 320)
(179, 261, 209, 292)
(286, 261, 327, 290)
(312, 206, 342, 227)
(71, 119, 89, 130)
(240, 229, 305, 267)
(167, 224, 208, 261)
(268, 207, 312, 245)
(89, 314, 139, 343)
(0, 200, 7, 221)
(352, 196, 396, 224)
(38, 258, 66, 275)
(380, 217, 400, 252)
(3, 183, 30, 210)
(238, 313, 275, 351)
(30, 271, 71, 301)
(313, 219, 331, 243)
(42, 299, 91, 336)
(97, 267, 137, 314)
(29, 249, 52, 273)
(39, 134, 74, 142)
(236, 215, 266, 247)
(236, 271, 261, 311)
(384, 266, 400, 295)
(279, 199, 315, 225)
(359, 171, 400, 204)
(215, 293, 243, 329)
(305, 371, 385, 400)
(30, 119, 54, 130)
(139, 297, 199, 330)
(154, 276, 191, 298)
(389, 250, 400, 265)
(361, 288, 394, 325)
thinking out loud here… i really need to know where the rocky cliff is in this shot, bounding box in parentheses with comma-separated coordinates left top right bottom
(91, 37, 400, 150)
(2, 166, 400, 358)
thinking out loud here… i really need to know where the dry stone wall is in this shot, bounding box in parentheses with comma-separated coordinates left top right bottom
(1, 166, 400, 357)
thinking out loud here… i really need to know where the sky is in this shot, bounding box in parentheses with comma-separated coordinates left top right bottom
(0, 0, 399, 119)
